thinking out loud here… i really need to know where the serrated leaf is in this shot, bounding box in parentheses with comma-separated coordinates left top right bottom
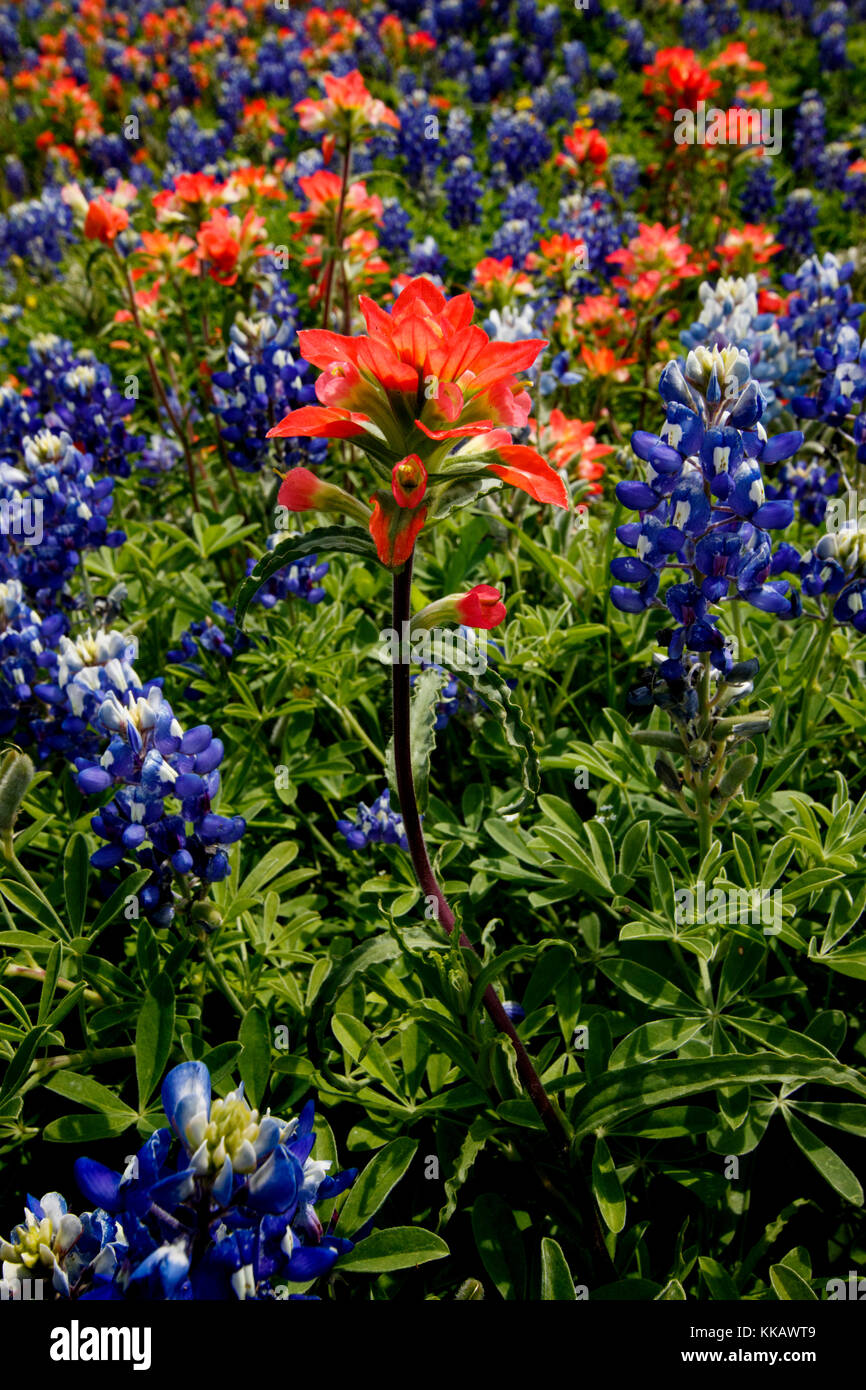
(235, 527, 376, 629)
(408, 666, 448, 813)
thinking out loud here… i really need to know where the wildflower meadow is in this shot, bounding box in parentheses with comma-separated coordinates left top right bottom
(0, 0, 866, 1355)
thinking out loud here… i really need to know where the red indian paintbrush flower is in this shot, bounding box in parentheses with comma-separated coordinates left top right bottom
(267, 277, 568, 567)
(83, 197, 129, 245)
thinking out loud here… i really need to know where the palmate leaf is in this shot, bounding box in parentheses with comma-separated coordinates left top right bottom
(234, 526, 377, 630)
(564, 1054, 866, 1146)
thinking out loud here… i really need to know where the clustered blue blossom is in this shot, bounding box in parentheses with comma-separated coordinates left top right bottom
(20, 334, 145, 478)
(611, 345, 803, 680)
(443, 157, 483, 228)
(777, 189, 819, 259)
(73, 677, 246, 921)
(0, 188, 75, 277)
(679, 273, 806, 419)
(336, 787, 409, 851)
(0, 1062, 356, 1301)
(212, 271, 326, 474)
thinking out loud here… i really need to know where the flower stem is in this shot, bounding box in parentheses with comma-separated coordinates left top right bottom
(390, 555, 568, 1151)
(320, 137, 353, 331)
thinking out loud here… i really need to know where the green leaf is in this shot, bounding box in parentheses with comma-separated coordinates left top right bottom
(569, 1055, 866, 1144)
(135, 975, 175, 1110)
(338, 1138, 418, 1238)
(617, 819, 649, 881)
(471, 1193, 526, 1300)
(239, 1006, 271, 1110)
(783, 1111, 863, 1205)
(36, 943, 62, 1026)
(0, 1024, 47, 1103)
(432, 638, 538, 814)
(540, 1237, 576, 1300)
(45, 1071, 136, 1117)
(43, 1112, 135, 1143)
(235, 527, 376, 629)
(608, 1018, 705, 1069)
(599, 960, 700, 1014)
(336, 1226, 449, 1274)
(770, 1263, 817, 1301)
(408, 667, 447, 813)
(63, 833, 90, 938)
(699, 1256, 739, 1300)
(592, 1136, 626, 1233)
(0, 880, 67, 940)
(331, 1014, 402, 1096)
(88, 869, 151, 943)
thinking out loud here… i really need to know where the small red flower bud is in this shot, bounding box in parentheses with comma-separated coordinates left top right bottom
(391, 454, 427, 508)
(455, 584, 506, 629)
(277, 468, 327, 511)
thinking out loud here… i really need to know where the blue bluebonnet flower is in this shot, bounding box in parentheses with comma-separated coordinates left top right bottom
(41, 356, 145, 480)
(0, 1191, 122, 1299)
(248, 535, 329, 608)
(500, 181, 544, 235)
(166, 109, 230, 171)
(211, 302, 325, 475)
(813, 3, 849, 69)
(552, 190, 635, 279)
(532, 76, 576, 127)
(562, 40, 590, 85)
(501, 1000, 526, 1023)
(137, 432, 182, 483)
(623, 19, 655, 69)
(397, 90, 444, 184)
(588, 88, 622, 130)
(12, 1061, 359, 1300)
(765, 457, 839, 526)
(538, 348, 582, 397)
(489, 218, 536, 265)
(443, 157, 483, 229)
(739, 160, 776, 219)
(379, 197, 413, 255)
(486, 110, 551, 183)
(0, 428, 125, 607)
(33, 626, 143, 758)
(679, 273, 805, 419)
(444, 106, 474, 160)
(336, 788, 409, 851)
(3, 155, 26, 199)
(0, 189, 75, 277)
(611, 346, 802, 675)
(815, 141, 854, 192)
(74, 684, 245, 918)
(778, 253, 864, 350)
(776, 527, 866, 633)
(608, 155, 640, 202)
(0, 578, 64, 738)
(167, 602, 250, 701)
(843, 160, 866, 215)
(791, 91, 825, 174)
(408, 235, 447, 280)
(792, 323, 866, 445)
(778, 189, 819, 259)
